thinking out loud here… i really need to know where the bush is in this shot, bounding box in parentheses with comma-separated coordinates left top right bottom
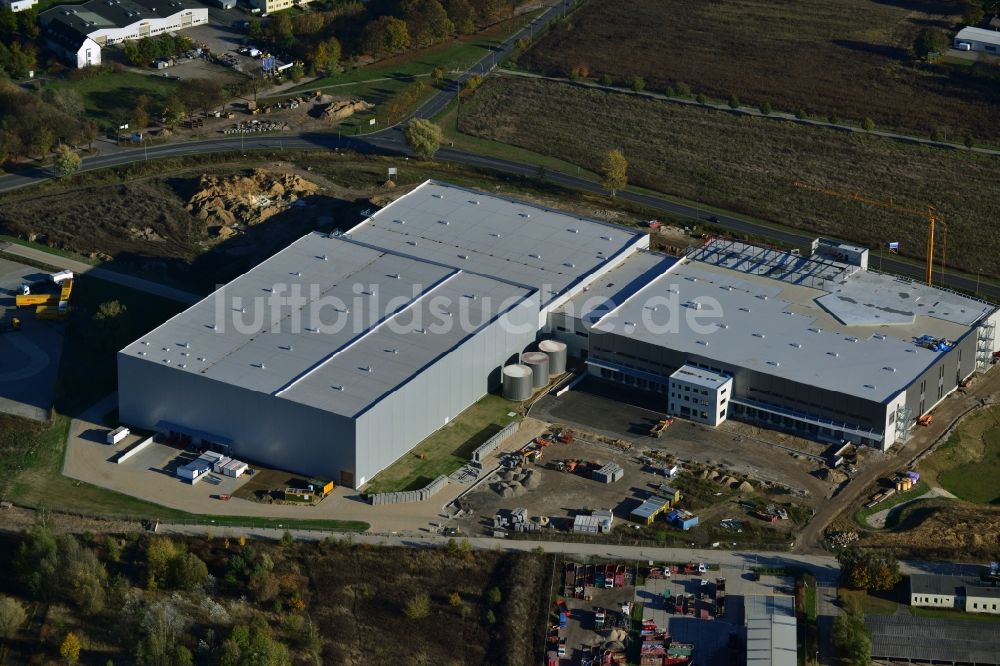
(930, 128, 943, 142)
(404, 593, 431, 620)
(863, 117, 875, 131)
(664, 85, 675, 97)
(964, 135, 975, 148)
(599, 73, 613, 86)
(795, 109, 807, 119)
(760, 102, 772, 115)
(695, 93, 706, 104)
(486, 586, 502, 606)
(728, 95, 740, 109)
(630, 75, 645, 92)
(676, 81, 690, 96)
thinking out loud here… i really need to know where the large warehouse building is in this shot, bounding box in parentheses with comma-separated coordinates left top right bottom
(119, 180, 999, 487)
(119, 181, 648, 488)
(549, 238, 999, 450)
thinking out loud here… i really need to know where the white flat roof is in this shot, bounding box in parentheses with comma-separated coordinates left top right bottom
(669, 364, 731, 389)
(121, 232, 534, 417)
(346, 180, 646, 307)
(591, 251, 991, 402)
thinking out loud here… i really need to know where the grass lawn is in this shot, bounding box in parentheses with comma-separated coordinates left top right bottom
(458, 75, 1000, 279)
(805, 584, 817, 622)
(363, 393, 519, 494)
(290, 11, 539, 93)
(853, 481, 930, 528)
(51, 71, 181, 127)
(920, 405, 1000, 504)
(838, 588, 899, 616)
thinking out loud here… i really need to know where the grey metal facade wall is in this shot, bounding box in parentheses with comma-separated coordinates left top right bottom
(118, 353, 357, 484)
(903, 329, 978, 419)
(354, 294, 539, 487)
(589, 331, 887, 431)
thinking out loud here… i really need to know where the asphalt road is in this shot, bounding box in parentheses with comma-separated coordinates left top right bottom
(0, 0, 995, 302)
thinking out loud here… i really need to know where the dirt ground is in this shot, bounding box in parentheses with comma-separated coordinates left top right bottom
(453, 421, 828, 548)
(0, 161, 393, 292)
(529, 378, 842, 499)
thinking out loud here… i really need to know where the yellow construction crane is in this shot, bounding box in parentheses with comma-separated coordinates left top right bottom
(794, 182, 944, 286)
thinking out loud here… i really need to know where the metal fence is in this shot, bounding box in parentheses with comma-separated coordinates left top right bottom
(472, 421, 519, 463)
(368, 474, 449, 505)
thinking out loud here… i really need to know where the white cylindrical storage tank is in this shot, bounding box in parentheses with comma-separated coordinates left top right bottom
(502, 364, 533, 401)
(522, 351, 550, 389)
(539, 339, 567, 376)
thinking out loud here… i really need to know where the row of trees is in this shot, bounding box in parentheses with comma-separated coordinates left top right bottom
(248, 0, 529, 74)
(122, 34, 195, 67)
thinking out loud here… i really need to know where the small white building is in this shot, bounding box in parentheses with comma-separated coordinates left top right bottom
(954, 26, 1000, 55)
(965, 586, 1000, 614)
(3, 0, 39, 12)
(668, 364, 733, 427)
(107, 426, 130, 445)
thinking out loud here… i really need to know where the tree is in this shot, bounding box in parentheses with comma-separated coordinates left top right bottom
(448, 592, 462, 607)
(832, 598, 871, 666)
(404, 593, 430, 619)
(431, 66, 446, 83)
(14, 526, 59, 599)
(53, 144, 80, 177)
(145, 537, 177, 590)
(862, 117, 875, 131)
(485, 586, 502, 606)
(404, 118, 442, 159)
(130, 104, 150, 133)
(838, 548, 900, 591)
(31, 125, 54, 158)
(361, 16, 411, 57)
(630, 75, 645, 92)
(445, 0, 475, 34)
(0, 596, 26, 642)
(695, 93, 706, 104)
(309, 36, 341, 74)
(60, 632, 81, 664)
(168, 552, 208, 591)
(914, 27, 948, 60)
(91, 300, 131, 352)
(728, 94, 740, 109)
(403, 0, 454, 48)
(183, 78, 224, 116)
(600, 149, 628, 196)
(963, 4, 985, 25)
(246, 18, 263, 40)
(760, 102, 772, 115)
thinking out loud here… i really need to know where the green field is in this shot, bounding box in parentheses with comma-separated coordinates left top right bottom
(920, 405, 1000, 504)
(458, 75, 1000, 278)
(838, 588, 899, 616)
(288, 11, 537, 94)
(363, 393, 519, 494)
(50, 71, 182, 126)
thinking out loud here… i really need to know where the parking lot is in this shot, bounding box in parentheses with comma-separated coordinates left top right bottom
(0, 257, 67, 421)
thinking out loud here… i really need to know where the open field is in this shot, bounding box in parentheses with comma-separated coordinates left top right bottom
(459, 75, 1000, 277)
(518, 0, 1000, 142)
(364, 394, 519, 494)
(49, 71, 182, 127)
(919, 404, 1000, 504)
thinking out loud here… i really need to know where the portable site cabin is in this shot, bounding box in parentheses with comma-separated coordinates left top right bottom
(592, 462, 624, 484)
(107, 426, 130, 445)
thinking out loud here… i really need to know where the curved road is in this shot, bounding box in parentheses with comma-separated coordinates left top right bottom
(0, 0, 995, 302)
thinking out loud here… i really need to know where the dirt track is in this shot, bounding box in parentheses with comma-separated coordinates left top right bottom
(794, 366, 1000, 554)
